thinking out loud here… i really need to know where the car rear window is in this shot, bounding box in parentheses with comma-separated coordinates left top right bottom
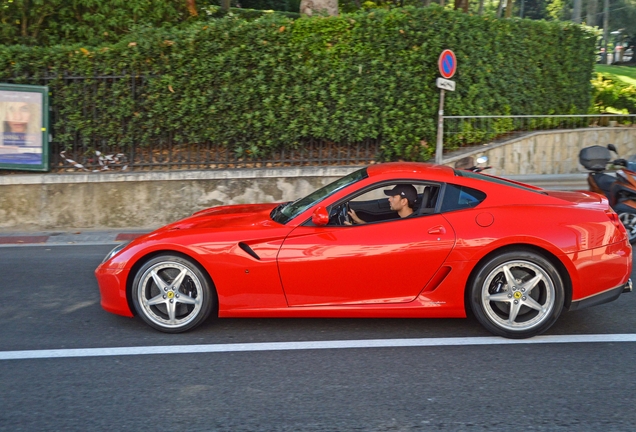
(440, 184, 487, 212)
(454, 169, 544, 193)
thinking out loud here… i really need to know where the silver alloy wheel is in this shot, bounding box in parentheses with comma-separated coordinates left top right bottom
(480, 259, 555, 332)
(136, 260, 204, 329)
(618, 212, 636, 243)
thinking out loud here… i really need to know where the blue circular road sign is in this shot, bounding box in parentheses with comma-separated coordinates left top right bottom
(438, 49, 457, 79)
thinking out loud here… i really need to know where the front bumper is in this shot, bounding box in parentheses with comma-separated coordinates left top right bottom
(95, 263, 134, 317)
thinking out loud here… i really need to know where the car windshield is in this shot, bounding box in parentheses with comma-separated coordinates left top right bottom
(271, 168, 368, 224)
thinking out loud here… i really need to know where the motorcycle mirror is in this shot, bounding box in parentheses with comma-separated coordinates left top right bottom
(476, 156, 488, 164)
(607, 144, 618, 154)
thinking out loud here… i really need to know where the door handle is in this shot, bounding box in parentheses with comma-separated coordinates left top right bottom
(428, 225, 446, 235)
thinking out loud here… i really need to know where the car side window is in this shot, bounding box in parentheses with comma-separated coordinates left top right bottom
(327, 182, 441, 226)
(440, 184, 486, 212)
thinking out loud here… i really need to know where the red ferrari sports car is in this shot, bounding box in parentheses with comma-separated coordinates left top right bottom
(95, 162, 633, 338)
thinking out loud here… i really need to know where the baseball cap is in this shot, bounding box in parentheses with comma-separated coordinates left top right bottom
(384, 184, 417, 202)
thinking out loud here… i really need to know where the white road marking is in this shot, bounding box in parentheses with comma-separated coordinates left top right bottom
(2, 334, 636, 361)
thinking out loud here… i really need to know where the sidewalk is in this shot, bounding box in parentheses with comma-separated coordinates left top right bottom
(0, 230, 151, 246)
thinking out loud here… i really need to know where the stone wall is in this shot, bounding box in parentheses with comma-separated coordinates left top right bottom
(442, 127, 636, 176)
(0, 167, 355, 231)
(1, 127, 634, 231)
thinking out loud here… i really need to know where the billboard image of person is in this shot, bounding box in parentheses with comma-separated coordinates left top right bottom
(0, 89, 45, 167)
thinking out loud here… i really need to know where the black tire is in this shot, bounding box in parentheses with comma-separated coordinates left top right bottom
(131, 254, 215, 333)
(469, 250, 564, 339)
(617, 212, 636, 244)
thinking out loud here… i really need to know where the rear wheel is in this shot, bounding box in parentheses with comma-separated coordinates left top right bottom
(132, 254, 215, 333)
(469, 250, 564, 339)
(618, 212, 636, 243)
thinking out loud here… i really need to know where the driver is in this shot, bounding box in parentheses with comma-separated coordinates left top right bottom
(346, 184, 417, 225)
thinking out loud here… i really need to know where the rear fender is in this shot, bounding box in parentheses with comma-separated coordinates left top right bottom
(461, 243, 574, 313)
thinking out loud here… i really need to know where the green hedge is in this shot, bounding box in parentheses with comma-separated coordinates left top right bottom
(0, 7, 597, 161)
(0, 0, 193, 46)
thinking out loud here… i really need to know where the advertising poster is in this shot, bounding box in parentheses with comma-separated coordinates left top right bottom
(0, 84, 49, 171)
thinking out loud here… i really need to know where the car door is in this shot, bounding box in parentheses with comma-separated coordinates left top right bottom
(277, 214, 456, 306)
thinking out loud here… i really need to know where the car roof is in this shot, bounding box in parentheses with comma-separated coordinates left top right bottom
(366, 162, 457, 180)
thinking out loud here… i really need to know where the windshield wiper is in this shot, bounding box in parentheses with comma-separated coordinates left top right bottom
(270, 201, 290, 222)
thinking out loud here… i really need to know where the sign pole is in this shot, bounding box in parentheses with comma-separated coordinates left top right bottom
(435, 49, 456, 165)
(435, 89, 445, 165)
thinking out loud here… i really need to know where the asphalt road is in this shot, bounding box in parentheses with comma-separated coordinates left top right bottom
(1, 245, 635, 431)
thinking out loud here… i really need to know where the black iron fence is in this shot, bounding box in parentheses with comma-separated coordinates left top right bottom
(56, 135, 381, 172)
(4, 73, 635, 173)
(6, 74, 380, 173)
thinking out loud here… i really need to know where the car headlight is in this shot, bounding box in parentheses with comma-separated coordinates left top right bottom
(102, 242, 128, 263)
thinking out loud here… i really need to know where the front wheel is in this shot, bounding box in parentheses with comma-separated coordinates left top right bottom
(132, 254, 215, 333)
(469, 250, 564, 339)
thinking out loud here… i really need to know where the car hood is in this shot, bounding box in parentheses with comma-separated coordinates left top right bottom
(157, 203, 281, 232)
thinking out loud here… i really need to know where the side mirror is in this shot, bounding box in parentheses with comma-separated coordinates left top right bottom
(312, 206, 330, 226)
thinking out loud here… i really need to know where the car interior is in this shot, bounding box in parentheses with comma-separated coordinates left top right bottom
(327, 183, 441, 225)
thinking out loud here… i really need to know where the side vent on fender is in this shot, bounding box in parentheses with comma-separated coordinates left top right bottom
(422, 266, 452, 293)
(238, 242, 261, 260)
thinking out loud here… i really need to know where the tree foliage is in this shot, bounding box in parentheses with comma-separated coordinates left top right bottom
(0, 0, 193, 46)
(592, 73, 636, 113)
(0, 7, 596, 161)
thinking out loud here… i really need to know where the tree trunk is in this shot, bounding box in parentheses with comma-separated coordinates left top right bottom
(505, 0, 513, 17)
(454, 0, 469, 12)
(21, 0, 29, 38)
(221, 0, 231, 12)
(299, 0, 338, 16)
(186, 0, 198, 16)
(586, 0, 598, 26)
(496, 0, 503, 18)
(478, 0, 485, 15)
(572, 0, 582, 23)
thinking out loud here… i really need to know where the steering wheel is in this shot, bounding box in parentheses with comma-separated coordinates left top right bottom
(341, 202, 352, 225)
(333, 202, 351, 225)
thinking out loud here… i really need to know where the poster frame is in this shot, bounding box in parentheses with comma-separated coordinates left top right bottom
(0, 83, 49, 172)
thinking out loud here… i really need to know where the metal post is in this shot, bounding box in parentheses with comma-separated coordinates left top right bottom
(435, 89, 445, 165)
(603, 0, 609, 64)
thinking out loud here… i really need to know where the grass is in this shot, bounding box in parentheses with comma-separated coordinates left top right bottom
(595, 64, 636, 86)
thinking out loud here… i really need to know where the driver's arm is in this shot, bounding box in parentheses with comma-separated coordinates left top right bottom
(347, 208, 366, 225)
